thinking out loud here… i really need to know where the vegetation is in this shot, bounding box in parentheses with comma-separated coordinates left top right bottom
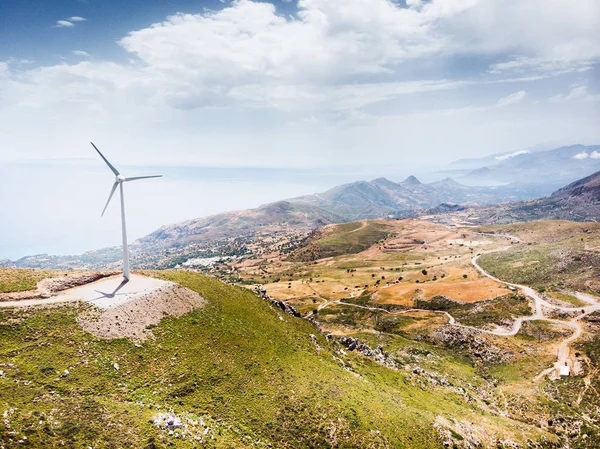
(477, 235, 600, 294)
(414, 294, 531, 328)
(0, 268, 67, 293)
(1, 270, 544, 448)
(290, 221, 395, 261)
(4, 218, 600, 447)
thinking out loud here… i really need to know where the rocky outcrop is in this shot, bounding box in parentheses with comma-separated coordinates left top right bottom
(431, 325, 514, 364)
(338, 336, 397, 369)
(253, 286, 301, 317)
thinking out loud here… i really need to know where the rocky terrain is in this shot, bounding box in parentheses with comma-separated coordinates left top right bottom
(78, 282, 206, 341)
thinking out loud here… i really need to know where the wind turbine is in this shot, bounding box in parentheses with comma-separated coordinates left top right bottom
(91, 142, 162, 281)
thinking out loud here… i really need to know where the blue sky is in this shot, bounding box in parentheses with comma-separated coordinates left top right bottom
(0, 0, 599, 258)
(0, 1, 241, 64)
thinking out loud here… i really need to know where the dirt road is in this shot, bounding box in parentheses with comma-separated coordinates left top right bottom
(471, 249, 600, 377)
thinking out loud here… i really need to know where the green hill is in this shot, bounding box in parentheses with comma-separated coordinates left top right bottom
(0, 271, 553, 448)
(290, 220, 396, 261)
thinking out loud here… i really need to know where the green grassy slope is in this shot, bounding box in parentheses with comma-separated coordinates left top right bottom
(0, 268, 68, 293)
(0, 271, 552, 448)
(477, 235, 600, 294)
(291, 221, 395, 261)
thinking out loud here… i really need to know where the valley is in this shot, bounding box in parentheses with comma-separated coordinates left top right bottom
(3, 0, 599, 444)
(223, 218, 600, 447)
(3, 217, 599, 447)
(1, 159, 599, 448)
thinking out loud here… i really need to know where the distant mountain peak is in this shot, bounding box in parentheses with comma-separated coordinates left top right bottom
(371, 177, 392, 183)
(370, 177, 396, 187)
(439, 177, 462, 185)
(401, 175, 422, 185)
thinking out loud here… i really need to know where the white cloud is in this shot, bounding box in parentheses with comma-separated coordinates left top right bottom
(73, 50, 90, 57)
(1, 0, 598, 168)
(590, 151, 600, 159)
(573, 152, 589, 160)
(53, 16, 86, 28)
(495, 149, 529, 161)
(496, 90, 526, 107)
(53, 20, 75, 28)
(22, 0, 593, 111)
(550, 84, 600, 103)
(2, 0, 600, 258)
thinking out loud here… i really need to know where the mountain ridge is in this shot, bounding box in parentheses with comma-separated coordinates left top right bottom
(457, 144, 600, 187)
(288, 175, 540, 220)
(421, 170, 600, 225)
(4, 145, 599, 270)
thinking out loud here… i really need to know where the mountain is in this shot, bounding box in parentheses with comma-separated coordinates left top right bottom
(7, 164, 596, 271)
(3, 201, 343, 270)
(552, 169, 600, 199)
(289, 175, 542, 220)
(2, 175, 554, 270)
(458, 144, 600, 188)
(448, 142, 564, 170)
(139, 200, 344, 249)
(422, 170, 600, 225)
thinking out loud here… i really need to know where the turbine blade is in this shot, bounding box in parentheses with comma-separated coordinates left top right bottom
(90, 142, 120, 176)
(124, 175, 163, 182)
(101, 182, 119, 217)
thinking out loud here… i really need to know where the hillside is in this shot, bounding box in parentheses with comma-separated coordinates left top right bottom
(289, 176, 540, 221)
(290, 220, 397, 261)
(4, 202, 343, 270)
(0, 269, 556, 448)
(457, 145, 600, 188)
(228, 218, 600, 448)
(139, 201, 344, 249)
(421, 171, 600, 225)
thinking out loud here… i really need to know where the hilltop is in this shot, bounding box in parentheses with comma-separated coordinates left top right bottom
(139, 200, 344, 249)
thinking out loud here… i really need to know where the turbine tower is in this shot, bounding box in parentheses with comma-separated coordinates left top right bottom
(91, 142, 162, 281)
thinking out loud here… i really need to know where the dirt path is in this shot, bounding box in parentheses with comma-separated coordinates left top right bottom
(471, 247, 600, 379)
(334, 232, 599, 380)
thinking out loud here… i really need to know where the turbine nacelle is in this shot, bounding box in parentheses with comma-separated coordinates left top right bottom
(116, 175, 126, 183)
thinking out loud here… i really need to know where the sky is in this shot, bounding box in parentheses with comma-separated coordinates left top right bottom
(0, 0, 599, 259)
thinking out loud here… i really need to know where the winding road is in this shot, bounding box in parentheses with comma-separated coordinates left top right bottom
(328, 234, 600, 379)
(471, 245, 600, 375)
